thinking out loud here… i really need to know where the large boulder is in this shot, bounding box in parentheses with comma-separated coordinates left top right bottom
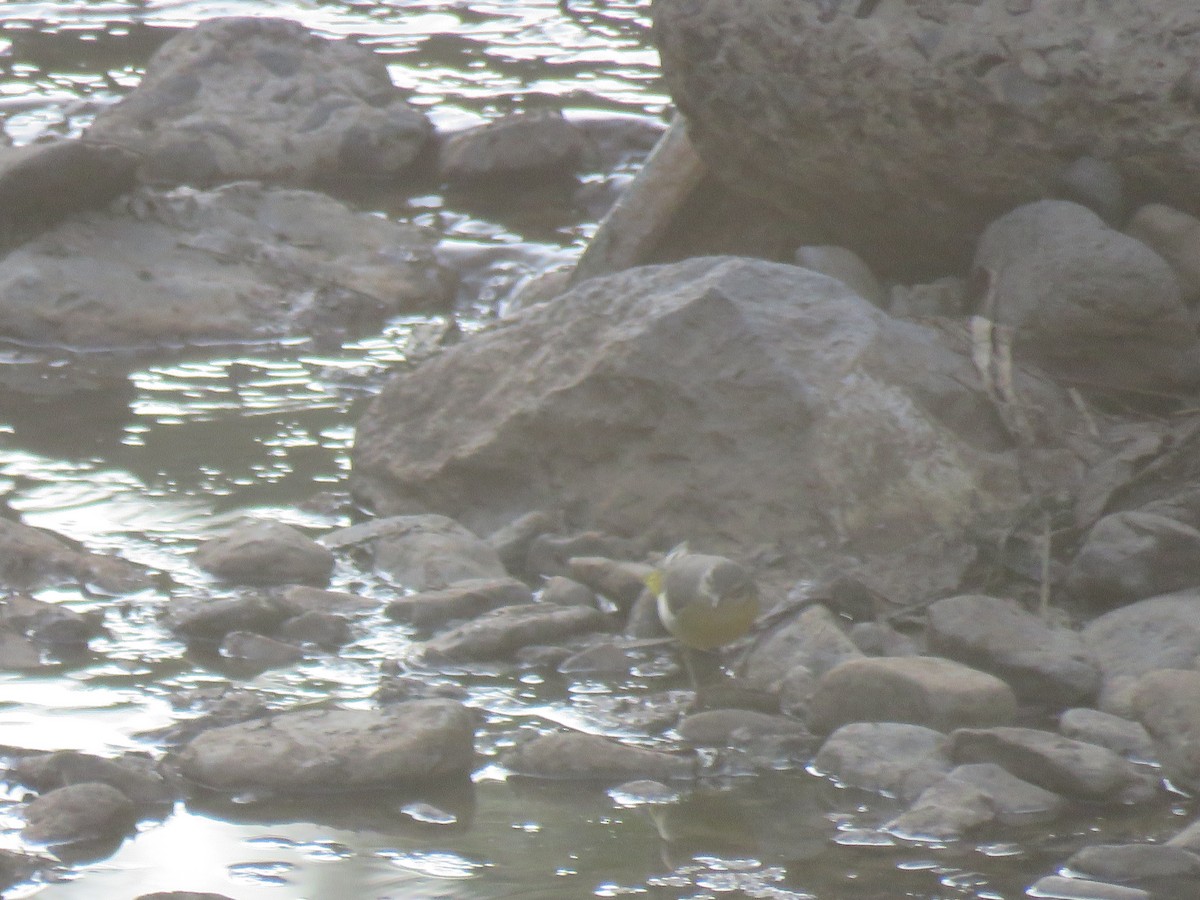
(0, 181, 450, 348)
(351, 256, 1084, 596)
(652, 0, 1200, 276)
(87, 17, 432, 186)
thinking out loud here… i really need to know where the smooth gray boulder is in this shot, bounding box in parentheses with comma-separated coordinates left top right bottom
(0, 182, 450, 349)
(948, 726, 1157, 804)
(352, 256, 1084, 601)
(0, 518, 150, 594)
(740, 604, 863, 693)
(438, 110, 588, 185)
(1130, 669, 1200, 793)
(1081, 590, 1200, 715)
(972, 201, 1198, 392)
(87, 17, 432, 186)
(501, 731, 694, 781)
(926, 594, 1099, 707)
(808, 656, 1017, 735)
(194, 519, 334, 587)
(652, 0, 1200, 276)
(21, 782, 135, 845)
(385, 577, 534, 629)
(1068, 510, 1200, 607)
(176, 700, 475, 794)
(812, 722, 951, 803)
(420, 602, 606, 663)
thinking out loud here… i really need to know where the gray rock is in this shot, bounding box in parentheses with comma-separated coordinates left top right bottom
(421, 602, 606, 663)
(219, 631, 305, 667)
(0, 518, 151, 594)
(812, 722, 951, 803)
(194, 519, 334, 587)
(887, 763, 1065, 841)
(438, 110, 588, 184)
(0, 592, 105, 649)
(22, 782, 135, 845)
(273, 585, 379, 615)
(500, 731, 694, 781)
(0, 139, 139, 250)
(538, 576, 599, 609)
(352, 257, 1085, 606)
(740, 604, 863, 693)
(384, 577, 534, 629)
(794, 245, 885, 307)
(322, 514, 506, 591)
(808, 656, 1017, 734)
(847, 621, 920, 658)
(1059, 708, 1156, 762)
(652, 0, 1200, 277)
(678, 709, 813, 748)
(0, 181, 450, 348)
(1025, 875, 1148, 900)
(926, 594, 1099, 707)
(176, 700, 474, 794)
(0, 631, 45, 671)
(948, 726, 1157, 803)
(9, 751, 176, 806)
(1126, 203, 1200, 303)
(566, 557, 655, 613)
(1130, 669, 1200, 793)
(1067, 843, 1200, 883)
(163, 593, 290, 641)
(525, 532, 644, 580)
(88, 17, 431, 185)
(1068, 511, 1200, 608)
(1081, 590, 1200, 715)
(973, 200, 1196, 392)
(276, 611, 352, 648)
(486, 510, 560, 576)
(1167, 817, 1200, 852)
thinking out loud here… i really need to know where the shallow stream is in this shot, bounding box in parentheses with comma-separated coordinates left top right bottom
(0, 3, 1185, 898)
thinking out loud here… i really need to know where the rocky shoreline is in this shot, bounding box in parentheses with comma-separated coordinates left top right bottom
(2, 8, 1200, 899)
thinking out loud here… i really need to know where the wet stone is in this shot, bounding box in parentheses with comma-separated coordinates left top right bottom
(557, 641, 636, 675)
(1125, 203, 1200, 303)
(1130, 668, 1200, 793)
(1067, 842, 1200, 884)
(193, 519, 334, 587)
(276, 611, 351, 648)
(500, 731, 695, 782)
(0, 519, 151, 594)
(948, 726, 1157, 804)
(926, 594, 1099, 708)
(525, 532, 645, 580)
(677, 709, 816, 766)
(566, 557, 655, 613)
(9, 750, 177, 805)
(1025, 875, 1148, 900)
(1058, 708, 1156, 761)
(808, 655, 1017, 734)
(887, 763, 1065, 841)
(219, 631, 305, 667)
(176, 700, 475, 795)
(384, 577, 533, 629)
(162, 593, 290, 642)
(273, 584, 379, 615)
(438, 110, 588, 184)
(538, 576, 598, 609)
(87, 16, 432, 185)
(485, 510, 560, 576)
(22, 782, 136, 845)
(847, 621, 920, 657)
(421, 602, 606, 663)
(740, 604, 863, 693)
(322, 514, 506, 591)
(0, 630, 44, 670)
(812, 722, 951, 803)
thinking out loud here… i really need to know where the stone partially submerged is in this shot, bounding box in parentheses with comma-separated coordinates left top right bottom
(87, 17, 432, 186)
(175, 700, 475, 795)
(0, 181, 450, 348)
(352, 256, 1085, 599)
